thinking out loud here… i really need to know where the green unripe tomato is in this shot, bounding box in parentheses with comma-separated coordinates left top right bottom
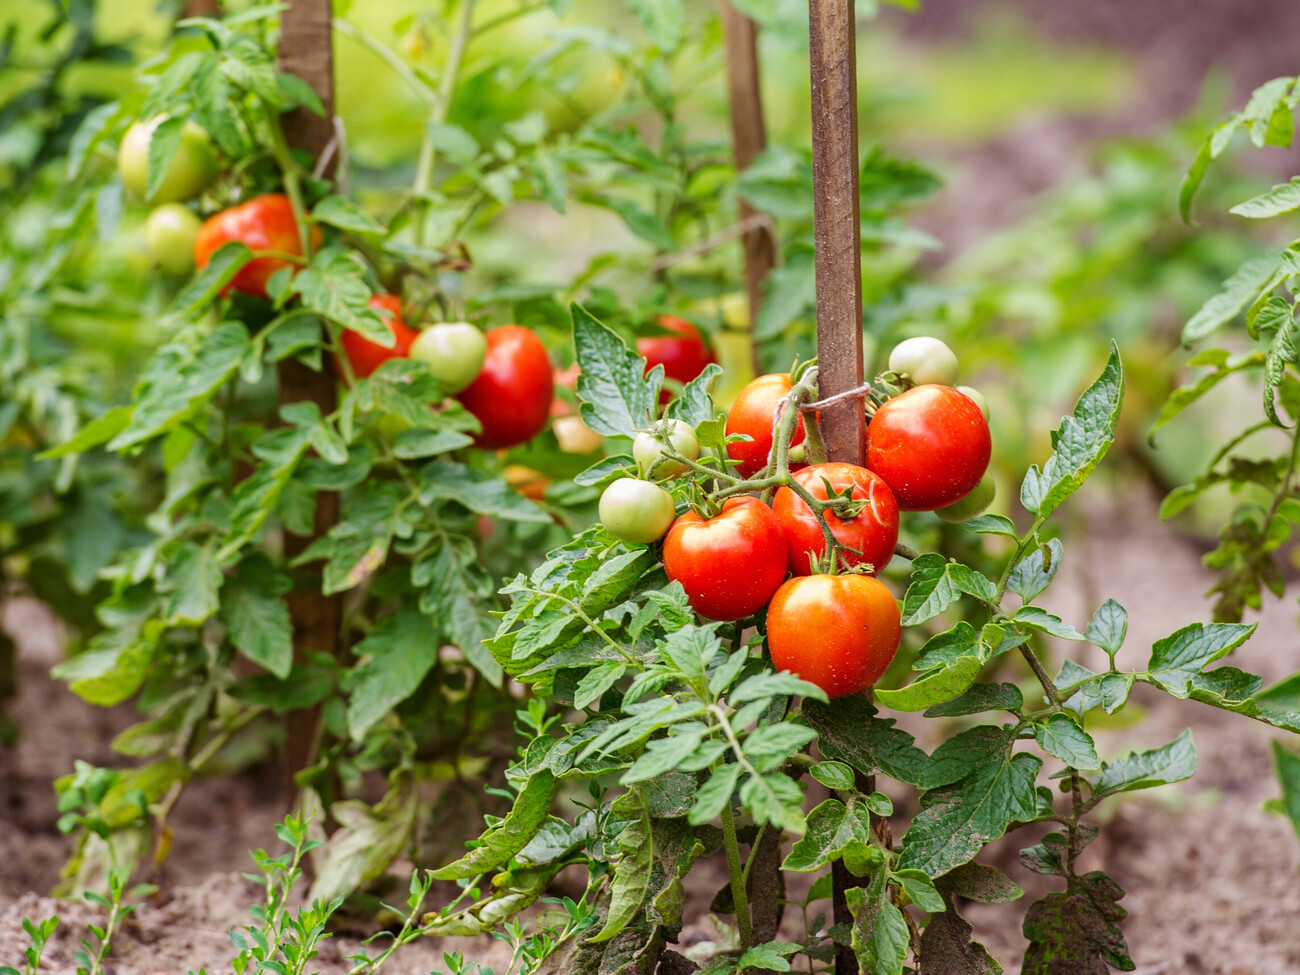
(409, 323, 488, 394)
(935, 469, 996, 523)
(599, 479, 676, 544)
(118, 117, 219, 203)
(888, 336, 959, 387)
(144, 203, 202, 275)
(956, 385, 989, 420)
(633, 420, 699, 480)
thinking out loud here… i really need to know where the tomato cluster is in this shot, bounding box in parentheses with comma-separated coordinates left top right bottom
(595, 336, 995, 700)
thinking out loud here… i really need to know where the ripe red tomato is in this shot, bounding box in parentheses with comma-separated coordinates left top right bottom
(724, 373, 806, 478)
(773, 463, 899, 576)
(637, 315, 716, 403)
(456, 326, 554, 449)
(866, 385, 991, 511)
(767, 573, 900, 699)
(662, 496, 787, 621)
(193, 194, 318, 298)
(334, 294, 418, 381)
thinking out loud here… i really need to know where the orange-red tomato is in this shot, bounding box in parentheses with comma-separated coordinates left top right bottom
(637, 315, 716, 404)
(767, 574, 900, 699)
(773, 463, 899, 576)
(335, 294, 418, 380)
(866, 385, 991, 511)
(193, 194, 318, 298)
(724, 373, 806, 478)
(457, 326, 554, 449)
(662, 497, 787, 621)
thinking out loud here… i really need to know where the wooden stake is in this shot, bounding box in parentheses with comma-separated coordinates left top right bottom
(808, 0, 865, 467)
(277, 0, 341, 803)
(720, 1, 776, 369)
(808, 2, 865, 971)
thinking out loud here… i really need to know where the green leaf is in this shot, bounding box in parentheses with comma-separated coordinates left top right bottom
(220, 555, 293, 678)
(846, 883, 909, 975)
(730, 670, 828, 705)
(1149, 350, 1266, 439)
(1012, 606, 1086, 642)
(420, 460, 550, 522)
(1230, 176, 1300, 219)
(894, 869, 945, 913)
(809, 761, 856, 791)
(220, 426, 312, 560)
(1270, 741, 1300, 842)
(38, 406, 132, 459)
(736, 942, 802, 973)
(1007, 538, 1062, 603)
(1033, 714, 1100, 770)
(899, 746, 1041, 876)
(1084, 599, 1127, 660)
(1091, 729, 1195, 798)
(1144, 622, 1255, 696)
(574, 454, 634, 486)
(572, 303, 660, 437)
(586, 798, 652, 943)
(805, 697, 929, 786)
(584, 193, 675, 249)
(875, 654, 984, 712)
(666, 363, 722, 426)
(347, 611, 440, 740)
(294, 247, 387, 343)
(780, 795, 873, 873)
(937, 861, 1024, 904)
(432, 771, 559, 881)
(688, 762, 739, 825)
(312, 195, 386, 235)
(1021, 871, 1134, 975)
(145, 115, 186, 201)
(740, 771, 806, 833)
(1020, 345, 1123, 519)
(962, 513, 1017, 537)
(307, 772, 419, 904)
(1182, 254, 1281, 344)
(622, 726, 704, 784)
(416, 543, 502, 686)
(167, 242, 253, 323)
(900, 554, 960, 625)
(161, 542, 222, 626)
(743, 723, 817, 772)
(923, 683, 1023, 718)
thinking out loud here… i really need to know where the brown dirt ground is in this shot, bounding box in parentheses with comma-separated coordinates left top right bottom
(4, 488, 1300, 975)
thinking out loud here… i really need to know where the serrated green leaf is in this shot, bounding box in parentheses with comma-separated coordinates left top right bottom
(1092, 729, 1196, 798)
(572, 303, 660, 437)
(1033, 713, 1100, 770)
(805, 697, 929, 786)
(1007, 538, 1062, 603)
(1230, 176, 1300, 219)
(688, 762, 739, 826)
(900, 553, 960, 625)
(1182, 254, 1281, 344)
(875, 654, 984, 713)
(347, 610, 440, 740)
(1144, 622, 1255, 696)
(432, 771, 558, 881)
(312, 195, 385, 235)
(1021, 871, 1133, 975)
(220, 554, 292, 678)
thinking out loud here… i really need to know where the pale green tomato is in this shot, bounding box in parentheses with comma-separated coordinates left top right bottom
(955, 385, 990, 420)
(888, 336, 959, 387)
(935, 469, 996, 523)
(144, 203, 202, 275)
(409, 323, 488, 394)
(633, 420, 699, 479)
(118, 117, 219, 203)
(599, 479, 676, 544)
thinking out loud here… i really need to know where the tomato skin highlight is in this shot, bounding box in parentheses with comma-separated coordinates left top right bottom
(767, 574, 901, 699)
(193, 194, 317, 298)
(456, 325, 555, 449)
(662, 496, 787, 621)
(724, 373, 807, 478)
(866, 384, 992, 511)
(773, 463, 899, 576)
(333, 294, 418, 380)
(637, 315, 716, 403)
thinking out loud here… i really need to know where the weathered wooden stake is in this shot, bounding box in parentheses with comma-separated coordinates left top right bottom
(278, 0, 341, 803)
(808, 1, 866, 971)
(720, 2, 777, 370)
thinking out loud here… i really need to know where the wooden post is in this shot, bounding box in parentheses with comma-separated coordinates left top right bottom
(720, 2, 776, 371)
(277, 0, 341, 802)
(808, 2, 865, 972)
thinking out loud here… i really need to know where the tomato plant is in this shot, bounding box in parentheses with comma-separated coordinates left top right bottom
(335, 293, 418, 380)
(193, 193, 316, 299)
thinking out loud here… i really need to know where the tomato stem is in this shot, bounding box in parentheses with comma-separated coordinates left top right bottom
(720, 790, 755, 948)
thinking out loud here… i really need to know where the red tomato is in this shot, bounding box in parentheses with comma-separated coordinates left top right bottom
(662, 497, 787, 621)
(193, 194, 319, 298)
(334, 294, 418, 380)
(767, 573, 900, 699)
(637, 316, 716, 404)
(457, 326, 554, 449)
(866, 385, 991, 511)
(724, 373, 806, 478)
(773, 463, 899, 576)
